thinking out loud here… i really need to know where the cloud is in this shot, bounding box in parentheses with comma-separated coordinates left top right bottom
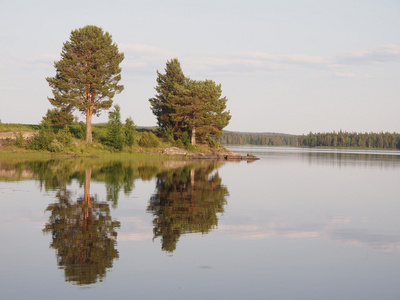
(9, 53, 59, 69)
(333, 72, 355, 78)
(218, 214, 400, 252)
(119, 43, 177, 59)
(282, 54, 327, 66)
(334, 44, 400, 65)
(183, 54, 282, 76)
(10, 43, 396, 79)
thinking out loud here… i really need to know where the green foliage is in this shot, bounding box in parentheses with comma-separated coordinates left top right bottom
(0, 123, 39, 133)
(28, 125, 74, 152)
(161, 125, 175, 143)
(46, 25, 124, 142)
(28, 125, 56, 150)
(16, 132, 24, 148)
(124, 117, 136, 147)
(207, 137, 218, 149)
(170, 78, 231, 144)
(149, 58, 186, 132)
(299, 131, 400, 149)
(179, 131, 190, 147)
(48, 139, 64, 153)
(41, 108, 74, 126)
(218, 131, 298, 146)
(138, 131, 159, 148)
(106, 105, 124, 150)
(68, 122, 86, 140)
(149, 58, 231, 145)
(56, 127, 73, 146)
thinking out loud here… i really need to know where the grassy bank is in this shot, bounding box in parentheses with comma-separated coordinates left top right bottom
(0, 123, 226, 159)
(0, 123, 39, 132)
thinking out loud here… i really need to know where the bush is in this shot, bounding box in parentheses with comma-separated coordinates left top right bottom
(28, 125, 73, 152)
(16, 132, 24, 148)
(138, 132, 159, 148)
(56, 127, 73, 146)
(48, 139, 63, 153)
(28, 125, 55, 150)
(69, 122, 86, 140)
(180, 132, 190, 147)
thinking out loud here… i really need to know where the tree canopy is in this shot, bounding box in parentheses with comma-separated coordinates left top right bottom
(149, 58, 231, 145)
(46, 25, 124, 142)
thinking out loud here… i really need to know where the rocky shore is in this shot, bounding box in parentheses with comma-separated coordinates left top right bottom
(162, 147, 259, 161)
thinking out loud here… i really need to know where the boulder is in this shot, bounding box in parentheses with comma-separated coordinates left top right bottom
(162, 147, 189, 156)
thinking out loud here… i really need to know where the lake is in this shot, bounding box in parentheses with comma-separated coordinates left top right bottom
(1, 146, 400, 300)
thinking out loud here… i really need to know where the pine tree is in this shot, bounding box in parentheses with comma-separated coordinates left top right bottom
(124, 117, 136, 147)
(149, 58, 231, 145)
(170, 79, 231, 145)
(46, 25, 124, 143)
(149, 58, 186, 133)
(107, 104, 124, 150)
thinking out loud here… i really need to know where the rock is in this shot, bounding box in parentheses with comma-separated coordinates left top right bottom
(0, 131, 37, 141)
(162, 147, 189, 156)
(246, 153, 259, 160)
(161, 147, 259, 161)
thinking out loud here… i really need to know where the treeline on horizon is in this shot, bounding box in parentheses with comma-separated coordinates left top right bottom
(218, 131, 400, 150)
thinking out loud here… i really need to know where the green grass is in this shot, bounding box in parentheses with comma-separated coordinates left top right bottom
(0, 123, 39, 132)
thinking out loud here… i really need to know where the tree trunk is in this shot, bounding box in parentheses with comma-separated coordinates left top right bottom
(86, 110, 92, 143)
(191, 126, 196, 145)
(190, 169, 195, 187)
(83, 169, 92, 226)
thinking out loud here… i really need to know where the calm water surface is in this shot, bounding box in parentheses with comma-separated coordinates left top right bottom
(1, 147, 400, 299)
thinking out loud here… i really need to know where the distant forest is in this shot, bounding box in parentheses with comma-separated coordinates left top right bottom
(217, 131, 400, 150)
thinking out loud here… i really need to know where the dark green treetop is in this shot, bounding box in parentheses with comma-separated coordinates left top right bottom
(149, 58, 186, 132)
(46, 25, 124, 142)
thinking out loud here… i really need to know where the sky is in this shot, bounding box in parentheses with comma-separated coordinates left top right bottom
(0, 0, 399, 135)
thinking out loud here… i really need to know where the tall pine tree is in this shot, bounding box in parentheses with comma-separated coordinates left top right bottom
(149, 58, 231, 145)
(46, 25, 124, 143)
(149, 58, 186, 133)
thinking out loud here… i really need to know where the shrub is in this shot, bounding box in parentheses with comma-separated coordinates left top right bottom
(69, 122, 86, 140)
(28, 125, 55, 150)
(16, 132, 24, 148)
(180, 132, 190, 147)
(56, 127, 73, 146)
(48, 139, 63, 153)
(138, 132, 159, 148)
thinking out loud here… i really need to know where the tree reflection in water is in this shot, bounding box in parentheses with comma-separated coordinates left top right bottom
(147, 162, 229, 253)
(0, 159, 229, 280)
(43, 169, 120, 285)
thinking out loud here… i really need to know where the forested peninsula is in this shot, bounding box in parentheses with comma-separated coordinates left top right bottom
(218, 131, 400, 150)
